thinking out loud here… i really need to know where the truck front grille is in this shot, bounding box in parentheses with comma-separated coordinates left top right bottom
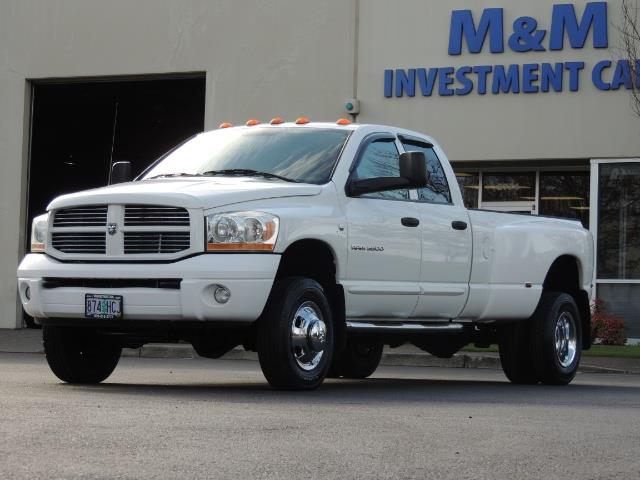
(49, 204, 193, 259)
(53, 206, 108, 227)
(51, 232, 107, 254)
(124, 232, 191, 254)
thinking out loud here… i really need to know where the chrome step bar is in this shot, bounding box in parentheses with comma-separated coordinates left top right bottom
(346, 321, 464, 334)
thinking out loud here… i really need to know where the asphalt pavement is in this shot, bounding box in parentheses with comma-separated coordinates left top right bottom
(1, 353, 639, 479)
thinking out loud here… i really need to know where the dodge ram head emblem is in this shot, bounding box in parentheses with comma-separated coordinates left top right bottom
(107, 223, 118, 236)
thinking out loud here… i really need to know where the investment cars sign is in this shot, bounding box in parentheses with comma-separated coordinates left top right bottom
(384, 2, 636, 97)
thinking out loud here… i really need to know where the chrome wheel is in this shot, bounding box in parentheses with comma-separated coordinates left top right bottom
(290, 301, 327, 371)
(554, 311, 577, 368)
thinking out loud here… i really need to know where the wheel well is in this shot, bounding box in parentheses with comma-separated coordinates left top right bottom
(543, 255, 591, 349)
(274, 240, 346, 351)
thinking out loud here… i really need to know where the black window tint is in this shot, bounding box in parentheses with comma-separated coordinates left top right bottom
(401, 141, 452, 204)
(353, 139, 409, 200)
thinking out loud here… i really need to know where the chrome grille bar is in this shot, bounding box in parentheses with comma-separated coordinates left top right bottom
(51, 232, 106, 254)
(123, 232, 190, 254)
(124, 205, 189, 226)
(53, 206, 108, 227)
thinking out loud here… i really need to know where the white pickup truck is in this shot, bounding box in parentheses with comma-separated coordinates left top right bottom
(18, 120, 594, 390)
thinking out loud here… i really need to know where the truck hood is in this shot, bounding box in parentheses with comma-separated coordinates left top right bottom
(47, 177, 323, 210)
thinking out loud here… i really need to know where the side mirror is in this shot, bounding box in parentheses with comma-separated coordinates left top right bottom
(109, 161, 132, 185)
(399, 151, 428, 188)
(346, 151, 428, 196)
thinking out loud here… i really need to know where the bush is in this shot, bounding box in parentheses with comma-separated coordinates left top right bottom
(591, 299, 627, 346)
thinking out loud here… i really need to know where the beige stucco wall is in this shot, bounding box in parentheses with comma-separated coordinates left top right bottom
(0, 0, 356, 328)
(1, 0, 638, 328)
(357, 0, 640, 162)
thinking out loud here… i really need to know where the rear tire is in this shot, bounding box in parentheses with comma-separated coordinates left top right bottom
(530, 292, 582, 385)
(498, 321, 538, 384)
(257, 277, 334, 390)
(329, 340, 383, 379)
(499, 292, 582, 386)
(43, 326, 122, 384)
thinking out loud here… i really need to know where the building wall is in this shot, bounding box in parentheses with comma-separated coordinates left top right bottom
(0, 0, 356, 328)
(357, 0, 640, 162)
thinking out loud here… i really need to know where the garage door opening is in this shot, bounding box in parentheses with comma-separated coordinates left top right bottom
(24, 74, 206, 326)
(27, 75, 206, 231)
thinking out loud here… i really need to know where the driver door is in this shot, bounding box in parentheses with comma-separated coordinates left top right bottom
(342, 135, 421, 320)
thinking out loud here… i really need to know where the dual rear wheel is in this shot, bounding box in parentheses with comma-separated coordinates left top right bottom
(499, 292, 582, 385)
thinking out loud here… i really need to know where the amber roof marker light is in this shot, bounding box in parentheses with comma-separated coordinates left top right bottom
(219, 122, 233, 128)
(245, 119, 261, 126)
(295, 117, 310, 125)
(336, 118, 352, 125)
(270, 117, 285, 125)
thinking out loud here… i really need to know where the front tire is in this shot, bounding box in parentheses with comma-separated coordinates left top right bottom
(43, 326, 122, 384)
(257, 277, 334, 390)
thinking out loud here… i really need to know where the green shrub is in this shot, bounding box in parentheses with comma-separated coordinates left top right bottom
(591, 299, 627, 346)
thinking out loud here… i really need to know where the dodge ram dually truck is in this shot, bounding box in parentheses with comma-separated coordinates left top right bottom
(18, 119, 594, 390)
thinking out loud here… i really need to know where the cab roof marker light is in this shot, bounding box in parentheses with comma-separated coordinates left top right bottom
(295, 117, 310, 125)
(245, 119, 261, 126)
(270, 117, 285, 125)
(219, 122, 233, 129)
(336, 118, 351, 125)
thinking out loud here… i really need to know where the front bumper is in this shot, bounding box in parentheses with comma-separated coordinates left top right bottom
(17, 253, 280, 322)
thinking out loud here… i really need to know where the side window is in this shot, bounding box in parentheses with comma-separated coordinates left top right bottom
(352, 139, 409, 200)
(401, 140, 452, 204)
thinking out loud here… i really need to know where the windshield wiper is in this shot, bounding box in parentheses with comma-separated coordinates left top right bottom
(201, 169, 298, 183)
(146, 172, 202, 180)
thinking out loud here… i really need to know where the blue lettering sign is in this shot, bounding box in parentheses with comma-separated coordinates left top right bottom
(449, 8, 504, 54)
(384, 2, 629, 98)
(549, 2, 608, 50)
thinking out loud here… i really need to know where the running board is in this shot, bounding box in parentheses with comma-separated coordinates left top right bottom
(346, 321, 464, 334)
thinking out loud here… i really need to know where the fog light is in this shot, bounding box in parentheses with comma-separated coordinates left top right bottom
(214, 286, 231, 304)
(24, 286, 31, 301)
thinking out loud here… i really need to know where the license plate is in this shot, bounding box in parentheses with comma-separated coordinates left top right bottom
(85, 294, 123, 319)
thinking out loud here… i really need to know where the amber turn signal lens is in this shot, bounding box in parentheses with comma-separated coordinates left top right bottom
(295, 117, 310, 125)
(336, 118, 351, 125)
(245, 119, 261, 126)
(219, 122, 233, 128)
(270, 117, 285, 125)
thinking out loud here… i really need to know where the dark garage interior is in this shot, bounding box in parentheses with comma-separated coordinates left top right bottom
(27, 75, 206, 229)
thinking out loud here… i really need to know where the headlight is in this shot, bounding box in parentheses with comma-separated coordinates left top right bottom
(206, 211, 279, 251)
(30, 213, 49, 252)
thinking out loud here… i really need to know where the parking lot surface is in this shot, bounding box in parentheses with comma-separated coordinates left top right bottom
(1, 353, 639, 479)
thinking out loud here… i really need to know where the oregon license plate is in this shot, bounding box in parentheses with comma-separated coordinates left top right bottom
(85, 294, 123, 319)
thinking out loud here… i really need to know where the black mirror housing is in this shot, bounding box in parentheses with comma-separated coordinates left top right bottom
(346, 150, 428, 196)
(399, 151, 428, 188)
(110, 161, 132, 185)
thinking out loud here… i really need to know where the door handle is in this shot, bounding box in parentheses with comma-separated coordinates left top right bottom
(401, 217, 420, 227)
(451, 220, 468, 230)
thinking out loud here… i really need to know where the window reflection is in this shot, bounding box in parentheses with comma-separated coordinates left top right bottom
(539, 172, 589, 228)
(455, 172, 479, 208)
(482, 173, 536, 202)
(598, 163, 640, 279)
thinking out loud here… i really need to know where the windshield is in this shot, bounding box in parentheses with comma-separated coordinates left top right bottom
(140, 127, 351, 184)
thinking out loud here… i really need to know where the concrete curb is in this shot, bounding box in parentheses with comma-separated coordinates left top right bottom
(3, 339, 637, 374)
(121, 345, 637, 374)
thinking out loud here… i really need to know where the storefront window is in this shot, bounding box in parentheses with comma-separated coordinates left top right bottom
(597, 163, 640, 279)
(482, 173, 536, 202)
(539, 172, 590, 228)
(455, 172, 479, 208)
